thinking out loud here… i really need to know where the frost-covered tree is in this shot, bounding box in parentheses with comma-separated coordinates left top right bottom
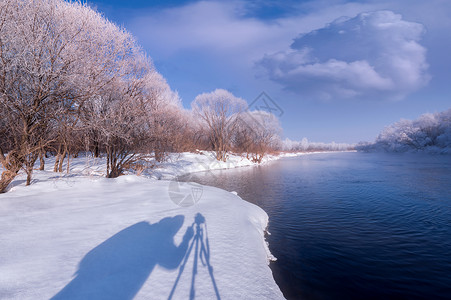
(80, 53, 162, 178)
(234, 111, 281, 162)
(358, 108, 451, 153)
(136, 70, 183, 162)
(281, 138, 354, 152)
(0, 0, 154, 190)
(192, 89, 247, 161)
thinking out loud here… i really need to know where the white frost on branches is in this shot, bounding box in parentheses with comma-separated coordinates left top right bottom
(357, 108, 451, 153)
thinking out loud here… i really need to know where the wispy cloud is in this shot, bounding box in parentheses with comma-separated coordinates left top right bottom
(127, 1, 380, 61)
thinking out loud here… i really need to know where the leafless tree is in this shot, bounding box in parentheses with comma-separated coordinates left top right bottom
(82, 75, 145, 178)
(0, 0, 149, 191)
(192, 89, 247, 161)
(136, 71, 184, 162)
(234, 111, 281, 162)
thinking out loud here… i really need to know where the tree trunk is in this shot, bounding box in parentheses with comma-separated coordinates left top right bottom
(39, 150, 45, 170)
(53, 156, 59, 172)
(24, 152, 38, 186)
(58, 150, 66, 173)
(66, 153, 70, 174)
(107, 165, 122, 178)
(0, 169, 19, 193)
(0, 150, 24, 192)
(106, 150, 110, 177)
(94, 140, 100, 158)
(26, 166, 33, 186)
(54, 144, 62, 172)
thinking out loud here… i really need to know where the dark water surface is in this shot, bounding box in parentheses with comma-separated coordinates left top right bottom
(180, 152, 451, 300)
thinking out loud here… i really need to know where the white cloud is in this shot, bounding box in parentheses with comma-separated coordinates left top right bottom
(258, 10, 430, 100)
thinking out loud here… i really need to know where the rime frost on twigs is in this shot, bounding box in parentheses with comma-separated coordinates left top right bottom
(357, 108, 451, 153)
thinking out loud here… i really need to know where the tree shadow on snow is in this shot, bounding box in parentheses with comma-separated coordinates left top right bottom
(51, 215, 194, 300)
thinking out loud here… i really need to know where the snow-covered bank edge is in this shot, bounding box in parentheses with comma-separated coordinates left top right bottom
(1, 150, 356, 188)
(148, 150, 357, 180)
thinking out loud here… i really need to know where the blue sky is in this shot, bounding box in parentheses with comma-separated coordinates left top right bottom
(86, 0, 451, 143)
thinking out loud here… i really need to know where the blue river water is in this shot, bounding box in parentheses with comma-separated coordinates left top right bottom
(181, 152, 451, 300)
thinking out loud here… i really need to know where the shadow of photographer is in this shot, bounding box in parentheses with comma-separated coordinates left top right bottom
(169, 213, 221, 300)
(52, 215, 193, 300)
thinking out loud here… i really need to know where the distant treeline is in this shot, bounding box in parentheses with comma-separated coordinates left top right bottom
(357, 108, 451, 154)
(282, 138, 355, 152)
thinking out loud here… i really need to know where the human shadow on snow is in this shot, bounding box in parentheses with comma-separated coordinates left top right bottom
(52, 215, 194, 300)
(169, 213, 221, 300)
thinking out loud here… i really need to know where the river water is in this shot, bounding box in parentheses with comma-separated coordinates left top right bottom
(180, 152, 451, 299)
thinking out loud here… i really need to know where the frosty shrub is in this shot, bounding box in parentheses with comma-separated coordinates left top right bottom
(357, 108, 451, 153)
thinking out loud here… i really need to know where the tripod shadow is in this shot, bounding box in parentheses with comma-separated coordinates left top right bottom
(52, 215, 193, 300)
(169, 213, 221, 300)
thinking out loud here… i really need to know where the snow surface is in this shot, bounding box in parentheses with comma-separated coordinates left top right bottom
(0, 154, 286, 299)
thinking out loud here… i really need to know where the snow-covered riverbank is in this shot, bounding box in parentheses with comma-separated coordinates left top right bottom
(0, 153, 286, 299)
(148, 151, 282, 180)
(147, 150, 349, 180)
